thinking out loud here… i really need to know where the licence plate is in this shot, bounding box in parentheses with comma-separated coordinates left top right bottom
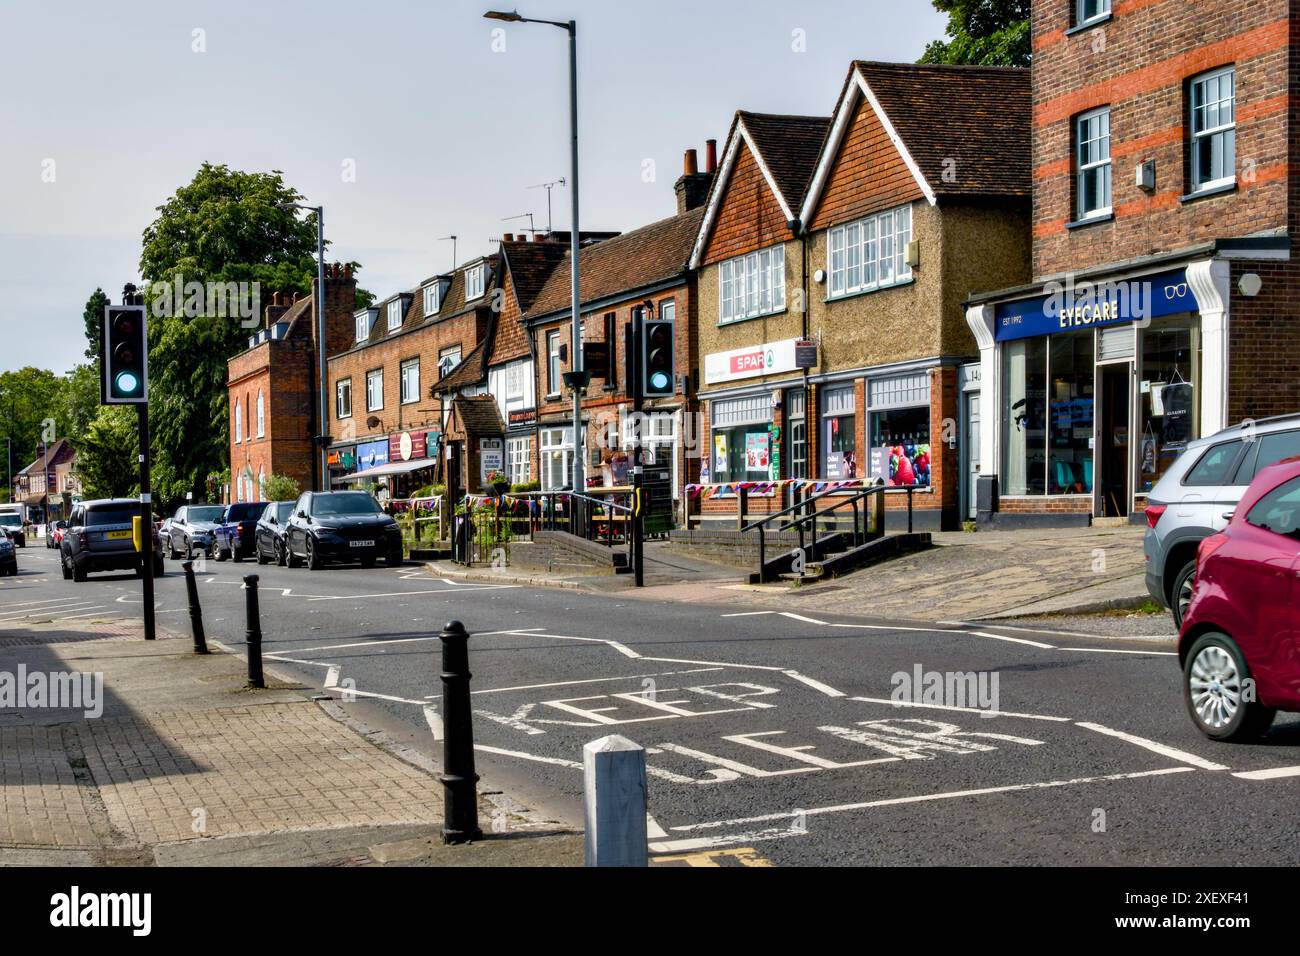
(349, 540, 374, 548)
(106, 529, 132, 540)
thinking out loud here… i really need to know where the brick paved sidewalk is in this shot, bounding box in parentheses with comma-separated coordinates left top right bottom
(0, 621, 579, 866)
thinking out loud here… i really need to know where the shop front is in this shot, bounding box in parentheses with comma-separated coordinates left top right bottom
(966, 262, 1221, 525)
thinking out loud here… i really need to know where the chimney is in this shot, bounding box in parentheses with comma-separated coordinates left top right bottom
(315, 262, 359, 359)
(705, 139, 718, 173)
(263, 290, 290, 329)
(674, 144, 713, 214)
(504, 233, 514, 242)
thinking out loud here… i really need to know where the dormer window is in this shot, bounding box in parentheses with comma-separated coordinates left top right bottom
(354, 309, 374, 342)
(423, 282, 441, 316)
(465, 264, 486, 301)
(386, 299, 404, 331)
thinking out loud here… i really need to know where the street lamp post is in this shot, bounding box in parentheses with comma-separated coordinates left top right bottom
(484, 9, 585, 495)
(281, 202, 330, 492)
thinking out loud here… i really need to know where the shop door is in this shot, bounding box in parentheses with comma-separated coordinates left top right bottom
(964, 392, 981, 520)
(1099, 365, 1131, 517)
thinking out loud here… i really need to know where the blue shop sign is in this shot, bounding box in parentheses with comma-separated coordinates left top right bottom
(356, 440, 390, 470)
(995, 269, 1198, 342)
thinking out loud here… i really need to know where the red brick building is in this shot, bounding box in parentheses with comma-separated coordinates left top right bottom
(967, 0, 1298, 525)
(226, 264, 357, 504)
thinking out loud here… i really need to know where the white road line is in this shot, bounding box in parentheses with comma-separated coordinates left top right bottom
(1231, 765, 1300, 781)
(848, 695, 1072, 722)
(0, 597, 97, 610)
(0, 603, 100, 620)
(780, 612, 829, 625)
(651, 827, 806, 854)
(1058, 646, 1178, 657)
(828, 621, 1055, 648)
(646, 814, 668, 840)
(463, 667, 726, 696)
(474, 744, 583, 769)
(305, 585, 521, 601)
(720, 611, 774, 618)
(670, 767, 1197, 834)
(51, 610, 115, 621)
(782, 670, 845, 698)
(265, 628, 546, 656)
(423, 705, 444, 741)
(966, 630, 1056, 649)
(1074, 722, 1229, 771)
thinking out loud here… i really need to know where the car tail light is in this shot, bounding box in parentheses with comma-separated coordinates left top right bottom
(1144, 504, 1167, 529)
(1197, 532, 1228, 571)
(78, 531, 88, 549)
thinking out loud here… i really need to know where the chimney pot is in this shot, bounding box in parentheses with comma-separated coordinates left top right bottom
(684, 148, 698, 176)
(344, 263, 352, 278)
(706, 139, 718, 173)
(504, 233, 514, 243)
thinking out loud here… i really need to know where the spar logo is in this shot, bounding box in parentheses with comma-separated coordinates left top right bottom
(49, 886, 151, 936)
(730, 348, 770, 375)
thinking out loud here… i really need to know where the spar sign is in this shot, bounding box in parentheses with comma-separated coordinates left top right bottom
(704, 338, 803, 385)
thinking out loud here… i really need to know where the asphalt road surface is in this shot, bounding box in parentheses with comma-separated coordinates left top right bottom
(5, 546, 1299, 866)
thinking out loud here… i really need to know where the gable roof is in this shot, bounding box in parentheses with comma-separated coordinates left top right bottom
(800, 61, 1031, 223)
(434, 336, 490, 394)
(689, 111, 831, 268)
(452, 394, 504, 435)
(501, 239, 571, 314)
(527, 207, 704, 319)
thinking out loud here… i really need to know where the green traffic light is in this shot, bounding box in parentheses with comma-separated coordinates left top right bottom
(115, 370, 140, 395)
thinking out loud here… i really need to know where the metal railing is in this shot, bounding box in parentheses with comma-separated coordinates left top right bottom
(740, 478, 915, 582)
(409, 495, 444, 543)
(449, 488, 636, 569)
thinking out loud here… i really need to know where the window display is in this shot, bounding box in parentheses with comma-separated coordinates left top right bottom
(1048, 332, 1094, 494)
(1139, 318, 1199, 492)
(822, 385, 857, 479)
(870, 406, 932, 487)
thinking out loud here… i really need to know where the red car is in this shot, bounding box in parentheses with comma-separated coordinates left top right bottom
(1179, 456, 1300, 741)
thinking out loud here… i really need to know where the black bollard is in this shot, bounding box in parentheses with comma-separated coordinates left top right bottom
(182, 560, 209, 655)
(439, 620, 481, 844)
(243, 574, 264, 688)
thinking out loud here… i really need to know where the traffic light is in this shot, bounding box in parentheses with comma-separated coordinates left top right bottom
(640, 318, 674, 398)
(101, 304, 149, 404)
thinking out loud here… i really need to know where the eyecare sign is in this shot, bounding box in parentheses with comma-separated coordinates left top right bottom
(994, 268, 1198, 342)
(705, 338, 805, 385)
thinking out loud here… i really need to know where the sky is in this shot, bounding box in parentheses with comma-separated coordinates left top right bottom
(0, 0, 945, 377)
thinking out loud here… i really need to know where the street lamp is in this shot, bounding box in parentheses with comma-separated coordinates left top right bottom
(484, 9, 585, 494)
(279, 201, 330, 492)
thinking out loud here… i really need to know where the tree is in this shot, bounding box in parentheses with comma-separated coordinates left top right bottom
(263, 473, 301, 502)
(83, 288, 109, 362)
(919, 0, 1031, 68)
(74, 406, 138, 499)
(0, 367, 69, 477)
(59, 364, 102, 440)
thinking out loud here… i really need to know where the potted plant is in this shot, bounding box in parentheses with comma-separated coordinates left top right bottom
(485, 469, 510, 496)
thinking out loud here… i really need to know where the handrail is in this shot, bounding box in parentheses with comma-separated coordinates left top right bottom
(778, 481, 885, 534)
(738, 478, 884, 534)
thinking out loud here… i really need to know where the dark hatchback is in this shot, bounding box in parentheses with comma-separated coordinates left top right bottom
(284, 491, 403, 569)
(214, 501, 266, 562)
(254, 500, 296, 566)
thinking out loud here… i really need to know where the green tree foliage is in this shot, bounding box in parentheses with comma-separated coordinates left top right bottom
(59, 364, 102, 440)
(83, 288, 109, 362)
(0, 367, 68, 473)
(262, 473, 301, 502)
(919, 0, 1031, 68)
(74, 406, 138, 499)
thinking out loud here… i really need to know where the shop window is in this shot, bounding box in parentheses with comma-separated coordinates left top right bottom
(821, 385, 857, 479)
(709, 396, 772, 486)
(1002, 338, 1048, 495)
(1139, 318, 1199, 491)
(507, 437, 530, 485)
(1047, 333, 1095, 494)
(867, 374, 931, 487)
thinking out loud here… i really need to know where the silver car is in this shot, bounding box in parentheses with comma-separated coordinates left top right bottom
(1144, 413, 1300, 625)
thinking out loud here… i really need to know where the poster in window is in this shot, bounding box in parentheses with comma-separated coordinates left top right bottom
(1159, 381, 1194, 451)
(713, 434, 728, 475)
(745, 432, 770, 472)
(873, 441, 931, 486)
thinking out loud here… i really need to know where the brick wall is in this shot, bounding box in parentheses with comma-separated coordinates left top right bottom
(1227, 258, 1300, 421)
(701, 143, 796, 266)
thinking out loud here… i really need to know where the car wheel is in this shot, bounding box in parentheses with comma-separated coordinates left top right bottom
(153, 557, 165, 577)
(361, 556, 376, 569)
(386, 552, 402, 568)
(306, 536, 323, 571)
(276, 541, 287, 567)
(286, 540, 303, 569)
(61, 553, 72, 580)
(1170, 558, 1197, 628)
(215, 545, 228, 562)
(256, 545, 269, 566)
(1184, 632, 1276, 742)
(72, 560, 87, 583)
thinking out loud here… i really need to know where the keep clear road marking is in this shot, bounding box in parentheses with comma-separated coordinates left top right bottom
(728, 611, 1057, 650)
(1233, 765, 1300, 781)
(848, 696, 1072, 722)
(1074, 722, 1230, 772)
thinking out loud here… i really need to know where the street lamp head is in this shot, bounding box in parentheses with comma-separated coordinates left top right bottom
(483, 9, 522, 21)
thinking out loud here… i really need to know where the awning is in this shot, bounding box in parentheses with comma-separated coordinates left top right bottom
(337, 457, 438, 482)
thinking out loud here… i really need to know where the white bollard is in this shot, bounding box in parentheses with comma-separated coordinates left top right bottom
(583, 734, 648, 867)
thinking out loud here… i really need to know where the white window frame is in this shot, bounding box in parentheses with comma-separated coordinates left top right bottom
(256, 391, 265, 438)
(423, 283, 441, 316)
(386, 299, 404, 331)
(540, 426, 574, 492)
(507, 436, 531, 485)
(1075, 107, 1113, 221)
(354, 309, 373, 342)
(1076, 0, 1110, 27)
(546, 329, 563, 396)
(234, 401, 242, 443)
(718, 245, 785, 324)
(465, 264, 486, 301)
(336, 378, 352, 419)
(438, 345, 461, 380)
(366, 369, 384, 412)
(400, 358, 420, 405)
(1189, 67, 1236, 193)
(828, 204, 912, 299)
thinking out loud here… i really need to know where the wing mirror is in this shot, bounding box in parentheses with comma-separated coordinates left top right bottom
(1221, 511, 1235, 522)
(297, 510, 308, 519)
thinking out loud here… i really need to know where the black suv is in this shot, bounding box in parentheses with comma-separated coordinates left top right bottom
(213, 502, 266, 562)
(61, 499, 165, 582)
(284, 491, 403, 569)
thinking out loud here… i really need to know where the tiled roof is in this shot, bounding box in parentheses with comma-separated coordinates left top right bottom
(851, 61, 1031, 199)
(452, 394, 504, 435)
(526, 207, 704, 318)
(738, 111, 832, 213)
(434, 337, 489, 393)
(501, 240, 571, 313)
(21, 439, 73, 474)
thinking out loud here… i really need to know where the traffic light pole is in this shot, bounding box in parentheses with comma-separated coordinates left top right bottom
(631, 313, 644, 589)
(136, 394, 156, 641)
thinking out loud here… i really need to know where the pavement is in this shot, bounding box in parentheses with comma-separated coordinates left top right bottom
(431, 525, 1168, 639)
(0, 614, 580, 867)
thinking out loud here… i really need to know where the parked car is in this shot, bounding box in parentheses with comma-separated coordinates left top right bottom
(213, 502, 266, 562)
(60, 498, 165, 582)
(1145, 413, 1300, 626)
(1178, 456, 1300, 741)
(0, 530, 16, 576)
(163, 504, 225, 559)
(284, 491, 403, 570)
(254, 500, 296, 566)
(0, 510, 26, 547)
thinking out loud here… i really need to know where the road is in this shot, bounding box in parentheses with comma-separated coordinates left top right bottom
(4, 544, 1298, 865)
